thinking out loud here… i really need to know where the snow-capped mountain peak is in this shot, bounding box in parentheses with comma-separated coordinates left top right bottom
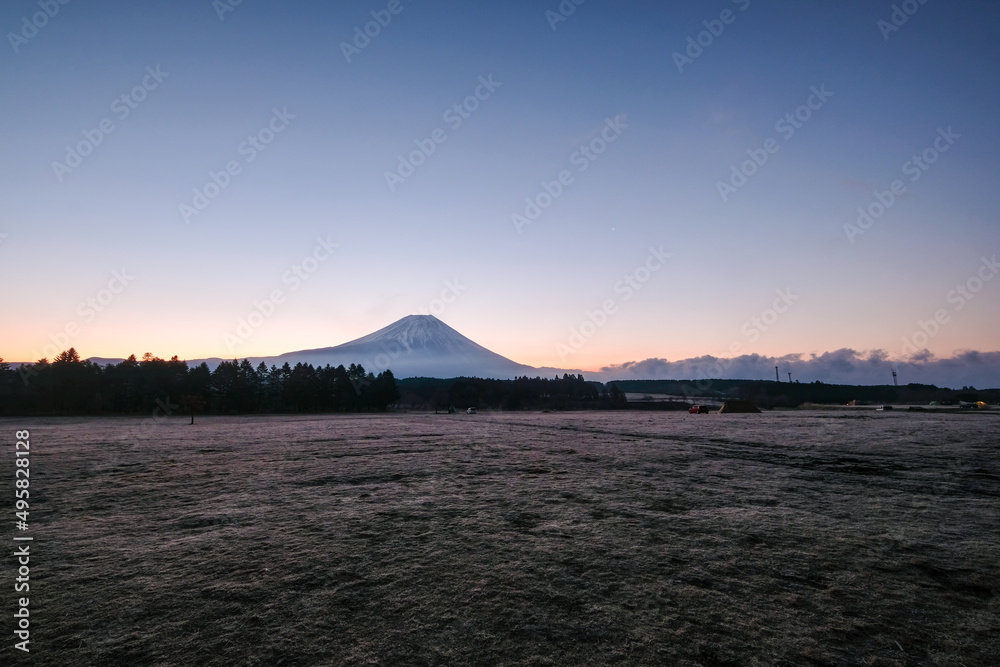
(268, 315, 538, 379)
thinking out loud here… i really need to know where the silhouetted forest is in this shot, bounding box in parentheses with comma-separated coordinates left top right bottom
(612, 379, 1000, 409)
(2, 349, 995, 416)
(0, 350, 627, 416)
(0, 349, 400, 416)
(397, 375, 625, 412)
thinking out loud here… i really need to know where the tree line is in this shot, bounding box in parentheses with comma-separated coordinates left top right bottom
(14, 349, 981, 416)
(0, 349, 400, 416)
(0, 349, 631, 416)
(396, 375, 626, 411)
(611, 378, 999, 408)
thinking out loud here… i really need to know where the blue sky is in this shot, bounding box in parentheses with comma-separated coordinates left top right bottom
(2, 0, 998, 383)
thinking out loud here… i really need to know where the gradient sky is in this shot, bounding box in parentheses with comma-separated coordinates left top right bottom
(2, 0, 998, 376)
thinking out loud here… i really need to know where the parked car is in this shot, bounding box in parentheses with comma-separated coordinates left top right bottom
(689, 405, 710, 414)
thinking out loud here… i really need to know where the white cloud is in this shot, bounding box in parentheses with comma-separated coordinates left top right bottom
(594, 349, 1000, 389)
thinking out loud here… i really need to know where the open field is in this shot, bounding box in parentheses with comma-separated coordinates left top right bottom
(3, 411, 999, 666)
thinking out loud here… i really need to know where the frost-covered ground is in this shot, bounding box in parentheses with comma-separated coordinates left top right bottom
(5, 411, 999, 666)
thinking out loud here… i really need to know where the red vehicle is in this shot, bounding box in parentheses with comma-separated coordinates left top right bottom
(689, 405, 710, 414)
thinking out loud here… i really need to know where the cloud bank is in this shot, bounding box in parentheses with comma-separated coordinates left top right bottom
(593, 349, 1000, 389)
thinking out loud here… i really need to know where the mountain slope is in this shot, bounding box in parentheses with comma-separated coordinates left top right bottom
(266, 315, 540, 379)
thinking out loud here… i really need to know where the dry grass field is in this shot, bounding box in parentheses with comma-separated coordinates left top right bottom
(3, 410, 999, 666)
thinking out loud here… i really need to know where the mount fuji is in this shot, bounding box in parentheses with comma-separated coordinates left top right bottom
(255, 315, 567, 379)
(81, 316, 574, 379)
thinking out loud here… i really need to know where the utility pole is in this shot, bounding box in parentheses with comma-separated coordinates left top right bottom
(776, 366, 780, 382)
